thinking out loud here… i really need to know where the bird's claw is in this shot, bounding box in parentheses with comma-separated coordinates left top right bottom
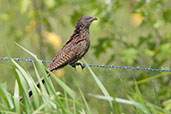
(79, 63, 86, 69)
(71, 63, 86, 69)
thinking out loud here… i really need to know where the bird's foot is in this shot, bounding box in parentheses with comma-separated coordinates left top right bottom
(70, 63, 86, 69)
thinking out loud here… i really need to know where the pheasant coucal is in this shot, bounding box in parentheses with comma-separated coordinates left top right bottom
(20, 16, 97, 101)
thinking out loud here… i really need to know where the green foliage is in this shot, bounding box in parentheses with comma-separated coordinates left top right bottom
(0, 50, 169, 113)
(163, 9, 171, 22)
(93, 37, 114, 58)
(0, 0, 171, 113)
(120, 48, 138, 65)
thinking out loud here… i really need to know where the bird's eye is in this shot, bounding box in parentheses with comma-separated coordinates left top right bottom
(86, 17, 91, 20)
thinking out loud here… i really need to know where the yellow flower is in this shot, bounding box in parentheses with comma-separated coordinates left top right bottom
(54, 69, 65, 78)
(43, 31, 62, 48)
(25, 21, 38, 33)
(131, 13, 144, 27)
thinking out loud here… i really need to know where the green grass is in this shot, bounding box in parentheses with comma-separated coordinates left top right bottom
(0, 45, 170, 114)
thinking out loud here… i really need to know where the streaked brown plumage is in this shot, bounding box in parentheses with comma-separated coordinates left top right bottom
(19, 16, 97, 101)
(48, 16, 97, 71)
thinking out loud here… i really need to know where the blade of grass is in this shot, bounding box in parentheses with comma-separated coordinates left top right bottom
(152, 83, 161, 107)
(16, 43, 37, 58)
(146, 101, 171, 114)
(0, 84, 14, 109)
(32, 100, 52, 114)
(133, 78, 146, 114)
(0, 110, 18, 114)
(32, 63, 47, 106)
(16, 43, 76, 112)
(14, 81, 20, 114)
(82, 59, 113, 109)
(17, 43, 58, 97)
(89, 94, 151, 114)
(15, 69, 31, 110)
(137, 72, 170, 84)
(78, 88, 92, 114)
(110, 92, 121, 114)
(35, 60, 68, 113)
(13, 60, 33, 105)
(64, 91, 69, 111)
(51, 73, 76, 99)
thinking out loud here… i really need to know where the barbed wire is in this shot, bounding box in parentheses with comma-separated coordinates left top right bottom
(0, 57, 171, 72)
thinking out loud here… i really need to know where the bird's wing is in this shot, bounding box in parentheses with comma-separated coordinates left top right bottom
(65, 33, 79, 45)
(48, 44, 76, 71)
(48, 33, 84, 72)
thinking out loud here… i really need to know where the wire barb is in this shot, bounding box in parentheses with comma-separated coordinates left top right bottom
(0, 57, 171, 72)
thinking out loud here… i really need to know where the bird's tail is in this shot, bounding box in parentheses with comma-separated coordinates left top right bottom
(19, 71, 51, 101)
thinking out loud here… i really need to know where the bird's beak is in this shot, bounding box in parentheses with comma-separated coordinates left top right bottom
(90, 17, 97, 22)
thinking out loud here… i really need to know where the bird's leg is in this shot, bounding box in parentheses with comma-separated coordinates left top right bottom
(70, 63, 77, 71)
(70, 63, 86, 69)
(79, 63, 86, 69)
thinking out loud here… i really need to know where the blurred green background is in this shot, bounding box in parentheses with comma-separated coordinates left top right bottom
(0, 0, 170, 113)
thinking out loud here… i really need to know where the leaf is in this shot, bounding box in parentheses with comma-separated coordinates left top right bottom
(93, 37, 114, 58)
(105, 54, 115, 65)
(163, 9, 171, 22)
(138, 34, 152, 47)
(20, 0, 31, 14)
(120, 48, 138, 65)
(160, 43, 171, 59)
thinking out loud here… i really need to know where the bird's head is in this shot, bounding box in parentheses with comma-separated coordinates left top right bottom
(75, 16, 97, 29)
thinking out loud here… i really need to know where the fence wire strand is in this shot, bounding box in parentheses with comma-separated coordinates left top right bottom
(0, 57, 171, 72)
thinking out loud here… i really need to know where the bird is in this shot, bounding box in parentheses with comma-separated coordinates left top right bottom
(19, 16, 97, 101)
